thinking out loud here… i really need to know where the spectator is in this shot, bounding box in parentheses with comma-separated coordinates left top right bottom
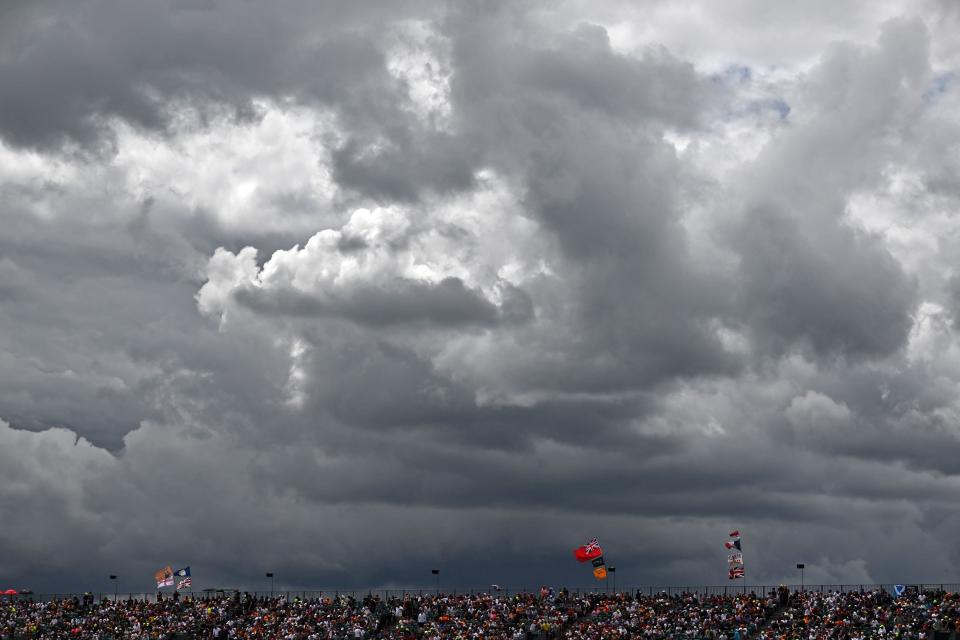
(4, 587, 952, 639)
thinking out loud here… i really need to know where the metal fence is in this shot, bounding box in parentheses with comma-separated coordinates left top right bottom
(5, 583, 960, 603)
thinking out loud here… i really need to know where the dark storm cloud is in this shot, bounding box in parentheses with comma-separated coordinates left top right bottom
(716, 18, 933, 364)
(421, 3, 742, 392)
(1, 0, 960, 594)
(947, 276, 960, 329)
(0, 222, 198, 449)
(234, 276, 508, 328)
(770, 362, 960, 475)
(733, 205, 916, 359)
(0, 0, 435, 153)
(331, 131, 479, 202)
(294, 333, 666, 452)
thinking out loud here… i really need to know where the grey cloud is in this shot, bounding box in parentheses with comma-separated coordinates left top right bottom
(234, 276, 524, 328)
(776, 371, 960, 475)
(2, 0, 960, 594)
(721, 21, 931, 361)
(947, 276, 960, 329)
(432, 4, 741, 393)
(518, 28, 705, 127)
(331, 131, 479, 202)
(0, 258, 35, 302)
(497, 283, 535, 324)
(0, 0, 436, 153)
(301, 340, 667, 453)
(733, 205, 916, 359)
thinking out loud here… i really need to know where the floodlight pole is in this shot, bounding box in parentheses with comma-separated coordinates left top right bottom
(266, 572, 274, 597)
(796, 564, 805, 592)
(431, 569, 439, 596)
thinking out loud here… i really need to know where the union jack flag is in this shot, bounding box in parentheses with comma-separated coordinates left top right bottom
(177, 577, 192, 590)
(584, 538, 601, 553)
(728, 567, 744, 580)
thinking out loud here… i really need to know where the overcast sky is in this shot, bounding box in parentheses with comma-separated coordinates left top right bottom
(2, 0, 960, 594)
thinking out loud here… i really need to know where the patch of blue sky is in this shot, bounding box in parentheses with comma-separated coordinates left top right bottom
(721, 98, 791, 123)
(922, 71, 956, 105)
(709, 64, 753, 86)
(707, 62, 791, 124)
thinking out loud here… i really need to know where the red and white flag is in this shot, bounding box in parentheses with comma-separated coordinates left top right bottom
(573, 538, 603, 563)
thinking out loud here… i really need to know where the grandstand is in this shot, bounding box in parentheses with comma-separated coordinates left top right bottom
(2, 584, 959, 638)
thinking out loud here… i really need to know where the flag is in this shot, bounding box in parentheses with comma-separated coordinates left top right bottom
(174, 567, 191, 578)
(591, 556, 605, 568)
(573, 538, 604, 563)
(177, 577, 192, 590)
(154, 566, 174, 589)
(593, 566, 607, 580)
(725, 531, 743, 578)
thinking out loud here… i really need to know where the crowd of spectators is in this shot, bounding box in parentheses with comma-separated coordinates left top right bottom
(1, 587, 957, 639)
(760, 588, 960, 639)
